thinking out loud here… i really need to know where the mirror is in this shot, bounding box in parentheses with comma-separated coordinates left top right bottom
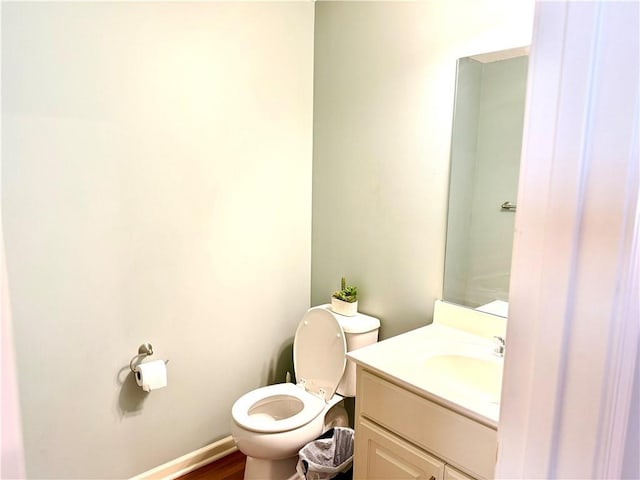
(443, 47, 529, 316)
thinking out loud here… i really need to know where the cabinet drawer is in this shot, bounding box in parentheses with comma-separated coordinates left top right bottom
(358, 369, 497, 479)
(354, 417, 445, 480)
(445, 465, 475, 480)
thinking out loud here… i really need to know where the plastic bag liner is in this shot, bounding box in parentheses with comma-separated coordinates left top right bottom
(296, 427, 355, 480)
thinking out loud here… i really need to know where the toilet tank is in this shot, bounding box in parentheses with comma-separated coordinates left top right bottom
(334, 310, 380, 397)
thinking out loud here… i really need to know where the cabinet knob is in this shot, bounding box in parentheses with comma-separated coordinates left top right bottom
(429, 476, 436, 480)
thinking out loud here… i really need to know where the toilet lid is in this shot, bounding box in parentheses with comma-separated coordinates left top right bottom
(293, 306, 347, 401)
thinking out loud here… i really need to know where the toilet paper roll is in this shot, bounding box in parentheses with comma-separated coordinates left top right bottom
(134, 360, 167, 392)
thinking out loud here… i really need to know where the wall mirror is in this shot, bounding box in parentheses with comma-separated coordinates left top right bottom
(443, 47, 529, 317)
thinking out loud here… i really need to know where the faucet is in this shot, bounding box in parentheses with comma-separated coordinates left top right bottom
(493, 336, 506, 357)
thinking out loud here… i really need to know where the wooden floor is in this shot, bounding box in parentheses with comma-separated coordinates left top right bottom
(178, 450, 246, 480)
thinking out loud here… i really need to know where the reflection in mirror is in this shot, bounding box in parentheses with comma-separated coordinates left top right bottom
(443, 47, 529, 315)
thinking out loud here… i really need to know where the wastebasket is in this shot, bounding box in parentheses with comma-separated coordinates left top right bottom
(296, 427, 355, 480)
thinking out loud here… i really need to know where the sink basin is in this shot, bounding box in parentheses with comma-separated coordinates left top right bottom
(422, 353, 503, 403)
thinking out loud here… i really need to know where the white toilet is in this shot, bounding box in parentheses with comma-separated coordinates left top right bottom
(230, 304, 380, 480)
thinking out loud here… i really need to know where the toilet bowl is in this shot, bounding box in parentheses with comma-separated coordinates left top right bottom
(230, 304, 380, 480)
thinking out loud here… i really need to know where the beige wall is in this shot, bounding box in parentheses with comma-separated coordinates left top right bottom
(311, 1, 534, 339)
(2, 1, 537, 477)
(1, 2, 314, 478)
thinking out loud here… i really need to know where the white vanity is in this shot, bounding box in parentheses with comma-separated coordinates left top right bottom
(347, 301, 507, 480)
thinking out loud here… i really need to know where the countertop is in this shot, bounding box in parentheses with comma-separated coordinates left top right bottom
(347, 318, 504, 428)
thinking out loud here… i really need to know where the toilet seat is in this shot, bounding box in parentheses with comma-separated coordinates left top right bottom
(232, 383, 325, 434)
(233, 308, 348, 435)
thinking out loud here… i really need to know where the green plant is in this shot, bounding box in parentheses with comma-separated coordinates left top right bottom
(332, 276, 358, 303)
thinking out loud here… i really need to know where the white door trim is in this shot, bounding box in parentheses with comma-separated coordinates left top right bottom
(496, 1, 639, 478)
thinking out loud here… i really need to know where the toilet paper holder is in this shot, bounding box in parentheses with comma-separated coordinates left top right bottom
(129, 343, 169, 372)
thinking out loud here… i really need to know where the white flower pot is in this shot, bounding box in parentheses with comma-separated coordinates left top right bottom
(331, 297, 358, 316)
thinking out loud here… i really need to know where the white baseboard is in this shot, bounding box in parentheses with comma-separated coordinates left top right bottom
(130, 436, 237, 480)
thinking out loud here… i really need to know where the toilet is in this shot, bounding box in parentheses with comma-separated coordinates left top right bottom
(230, 304, 380, 480)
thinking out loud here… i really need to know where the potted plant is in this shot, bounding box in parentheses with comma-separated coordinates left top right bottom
(331, 277, 358, 316)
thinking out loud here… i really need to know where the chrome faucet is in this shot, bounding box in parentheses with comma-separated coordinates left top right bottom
(493, 336, 506, 357)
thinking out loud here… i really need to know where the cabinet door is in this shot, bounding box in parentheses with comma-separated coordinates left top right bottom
(444, 465, 475, 480)
(354, 418, 445, 480)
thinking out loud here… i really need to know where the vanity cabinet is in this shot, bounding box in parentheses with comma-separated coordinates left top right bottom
(353, 368, 496, 480)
